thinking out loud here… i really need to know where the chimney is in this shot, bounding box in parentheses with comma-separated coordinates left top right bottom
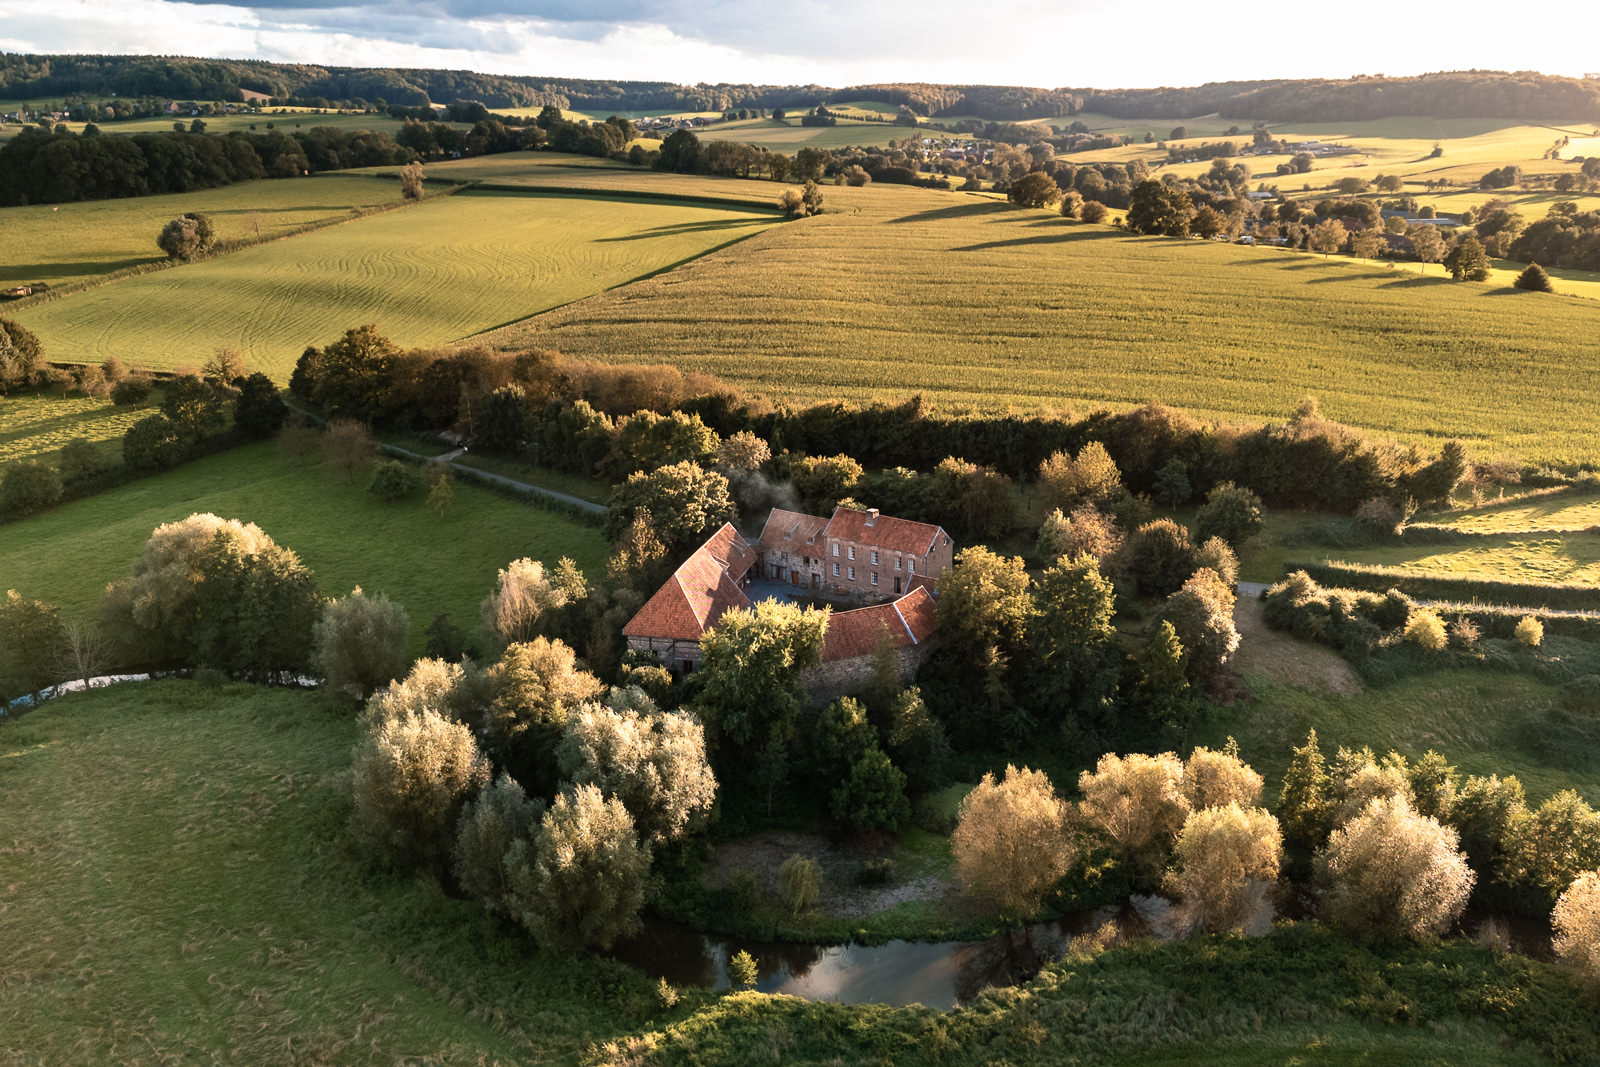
(866, 508, 879, 526)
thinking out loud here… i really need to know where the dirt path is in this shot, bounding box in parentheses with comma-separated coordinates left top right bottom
(1232, 593, 1362, 696)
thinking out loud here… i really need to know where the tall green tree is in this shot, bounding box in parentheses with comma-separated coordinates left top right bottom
(1027, 554, 1118, 726)
(313, 324, 400, 422)
(1443, 235, 1491, 281)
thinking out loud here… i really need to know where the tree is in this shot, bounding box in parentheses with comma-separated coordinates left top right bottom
(122, 413, 184, 472)
(951, 765, 1072, 918)
(1310, 218, 1345, 256)
(349, 705, 491, 873)
(505, 783, 650, 951)
(791, 453, 863, 512)
(116, 512, 320, 677)
(1183, 745, 1264, 811)
(1553, 871, 1600, 984)
(1078, 752, 1191, 887)
(1191, 205, 1224, 239)
(606, 462, 735, 552)
(1038, 442, 1122, 513)
(1081, 200, 1109, 224)
(1127, 180, 1192, 237)
(1119, 518, 1196, 597)
(323, 419, 377, 483)
(802, 179, 825, 215)
(1193, 482, 1264, 548)
(1410, 224, 1445, 271)
(452, 772, 542, 915)
(935, 547, 1034, 665)
(313, 324, 400, 422)
(831, 748, 911, 832)
(1135, 620, 1192, 729)
(477, 384, 529, 452)
(0, 589, 65, 703)
(480, 556, 586, 648)
(778, 187, 806, 218)
(203, 347, 246, 383)
(1443, 235, 1491, 281)
(1514, 262, 1555, 292)
(1152, 459, 1192, 508)
(886, 687, 951, 793)
(156, 212, 216, 261)
(482, 637, 603, 800)
(52, 617, 109, 691)
(234, 372, 288, 437)
(110, 377, 153, 407)
(656, 128, 701, 173)
(399, 160, 424, 199)
(1028, 554, 1118, 723)
(1501, 790, 1600, 912)
(313, 586, 410, 699)
(1280, 730, 1335, 854)
(1008, 171, 1060, 209)
(779, 855, 821, 916)
(0, 460, 62, 519)
(1350, 229, 1384, 261)
(558, 694, 717, 847)
(1156, 568, 1238, 686)
(0, 316, 43, 391)
(1037, 505, 1122, 561)
(367, 458, 420, 502)
(1169, 804, 1282, 933)
(1318, 794, 1474, 941)
(159, 375, 226, 441)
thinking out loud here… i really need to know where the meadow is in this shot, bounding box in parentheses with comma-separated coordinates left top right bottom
(0, 441, 609, 654)
(481, 181, 1600, 466)
(383, 151, 796, 207)
(11, 188, 782, 376)
(0, 387, 159, 466)
(698, 116, 904, 152)
(0, 174, 408, 289)
(0, 108, 423, 142)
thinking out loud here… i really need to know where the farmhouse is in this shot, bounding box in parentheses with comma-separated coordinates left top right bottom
(624, 506, 952, 694)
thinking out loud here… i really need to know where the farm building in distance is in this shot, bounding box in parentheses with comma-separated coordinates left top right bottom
(622, 506, 950, 694)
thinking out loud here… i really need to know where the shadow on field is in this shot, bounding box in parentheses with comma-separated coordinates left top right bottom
(950, 230, 1124, 252)
(886, 202, 1012, 225)
(1378, 276, 1453, 289)
(596, 218, 773, 242)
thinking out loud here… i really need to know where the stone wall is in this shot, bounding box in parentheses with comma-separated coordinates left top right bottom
(800, 640, 936, 708)
(626, 634, 706, 674)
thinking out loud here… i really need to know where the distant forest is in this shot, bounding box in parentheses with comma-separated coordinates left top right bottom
(4, 55, 1600, 123)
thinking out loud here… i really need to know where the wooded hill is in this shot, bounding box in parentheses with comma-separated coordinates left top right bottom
(4, 55, 1599, 123)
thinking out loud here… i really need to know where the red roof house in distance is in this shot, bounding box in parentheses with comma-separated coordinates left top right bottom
(622, 523, 753, 673)
(760, 505, 953, 602)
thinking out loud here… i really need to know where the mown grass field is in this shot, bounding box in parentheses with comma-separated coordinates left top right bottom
(481, 182, 1600, 465)
(0, 441, 608, 653)
(2, 110, 424, 141)
(0, 388, 160, 466)
(2, 681, 1579, 1066)
(0, 174, 407, 289)
(11, 188, 781, 376)
(700, 117, 904, 152)
(1433, 491, 1600, 532)
(382, 151, 795, 206)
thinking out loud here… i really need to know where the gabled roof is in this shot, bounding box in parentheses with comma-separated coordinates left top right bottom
(823, 506, 943, 557)
(822, 586, 939, 663)
(622, 545, 751, 642)
(702, 522, 756, 583)
(758, 508, 829, 553)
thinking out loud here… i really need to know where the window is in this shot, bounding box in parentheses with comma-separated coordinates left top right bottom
(871, 572, 879, 586)
(871, 550, 879, 565)
(832, 543, 839, 557)
(895, 556, 902, 570)
(832, 562, 840, 577)
(894, 577, 902, 594)
(909, 558, 916, 574)
(848, 566, 855, 581)
(848, 545, 856, 560)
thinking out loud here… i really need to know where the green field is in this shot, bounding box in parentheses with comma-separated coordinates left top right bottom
(374, 151, 790, 206)
(1431, 491, 1600, 532)
(0, 441, 608, 652)
(0, 388, 158, 466)
(0, 175, 408, 289)
(11, 188, 781, 376)
(699, 117, 904, 152)
(480, 182, 1600, 466)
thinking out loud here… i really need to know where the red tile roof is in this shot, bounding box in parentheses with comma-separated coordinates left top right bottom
(824, 506, 943, 557)
(758, 508, 829, 552)
(622, 544, 751, 642)
(822, 586, 939, 662)
(702, 522, 756, 583)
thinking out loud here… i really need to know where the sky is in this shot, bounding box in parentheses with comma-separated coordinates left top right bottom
(2, 0, 1596, 90)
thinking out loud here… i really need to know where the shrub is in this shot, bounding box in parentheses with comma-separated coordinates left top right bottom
(504, 784, 650, 951)
(0, 459, 62, 519)
(234, 373, 288, 437)
(728, 949, 759, 988)
(452, 772, 542, 914)
(1119, 518, 1196, 597)
(156, 212, 217, 261)
(368, 458, 422, 502)
(313, 586, 410, 699)
(1037, 505, 1121, 561)
(1183, 745, 1264, 810)
(1448, 616, 1481, 649)
(350, 706, 491, 872)
(1078, 752, 1190, 886)
(1192, 536, 1239, 589)
(1081, 200, 1109, 224)
(0, 316, 43, 390)
(1553, 870, 1600, 983)
(1318, 794, 1474, 941)
(480, 556, 587, 648)
(952, 765, 1072, 917)
(1405, 608, 1449, 652)
(1516, 616, 1545, 647)
(1514, 262, 1555, 293)
(122, 413, 184, 472)
(1194, 482, 1265, 547)
(1169, 804, 1282, 933)
(110, 376, 153, 407)
(778, 855, 822, 916)
(57, 437, 112, 482)
(858, 857, 896, 886)
(830, 747, 911, 832)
